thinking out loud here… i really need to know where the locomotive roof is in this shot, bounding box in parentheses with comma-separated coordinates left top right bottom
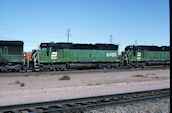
(125, 45, 170, 51)
(40, 42, 118, 50)
(0, 40, 24, 46)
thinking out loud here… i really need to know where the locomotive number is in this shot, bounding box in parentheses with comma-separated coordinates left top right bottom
(51, 52, 57, 60)
(106, 52, 116, 57)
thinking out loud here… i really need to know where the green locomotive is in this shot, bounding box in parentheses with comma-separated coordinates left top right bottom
(0, 41, 24, 72)
(122, 45, 170, 68)
(0, 40, 170, 72)
(31, 42, 120, 71)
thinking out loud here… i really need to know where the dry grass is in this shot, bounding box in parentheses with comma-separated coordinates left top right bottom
(14, 81, 25, 87)
(96, 83, 102, 85)
(20, 82, 25, 87)
(146, 73, 156, 75)
(15, 80, 21, 84)
(131, 74, 148, 78)
(87, 83, 102, 86)
(87, 83, 93, 86)
(59, 75, 70, 80)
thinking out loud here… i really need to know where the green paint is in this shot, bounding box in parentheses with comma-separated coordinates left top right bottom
(126, 50, 170, 62)
(0, 51, 24, 63)
(36, 49, 119, 63)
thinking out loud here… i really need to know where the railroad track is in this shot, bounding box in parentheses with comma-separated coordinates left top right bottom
(0, 65, 169, 76)
(0, 88, 170, 113)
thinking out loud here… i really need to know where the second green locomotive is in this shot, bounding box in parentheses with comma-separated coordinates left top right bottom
(122, 45, 170, 68)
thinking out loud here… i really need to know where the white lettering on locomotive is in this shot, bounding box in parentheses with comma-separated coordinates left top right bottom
(106, 52, 117, 57)
(137, 52, 141, 57)
(137, 52, 141, 60)
(51, 52, 57, 59)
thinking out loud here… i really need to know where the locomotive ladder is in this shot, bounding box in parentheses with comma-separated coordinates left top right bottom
(32, 50, 40, 71)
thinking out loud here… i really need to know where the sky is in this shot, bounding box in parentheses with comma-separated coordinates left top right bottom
(0, 0, 169, 52)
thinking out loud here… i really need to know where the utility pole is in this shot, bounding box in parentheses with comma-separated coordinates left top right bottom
(134, 40, 137, 45)
(66, 28, 71, 42)
(109, 34, 113, 44)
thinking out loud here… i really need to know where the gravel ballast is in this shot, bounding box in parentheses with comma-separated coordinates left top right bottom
(84, 97, 170, 113)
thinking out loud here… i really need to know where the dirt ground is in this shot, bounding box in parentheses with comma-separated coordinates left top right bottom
(0, 68, 170, 106)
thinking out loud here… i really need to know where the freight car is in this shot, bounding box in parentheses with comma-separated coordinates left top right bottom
(122, 45, 170, 68)
(0, 40, 25, 72)
(31, 42, 120, 71)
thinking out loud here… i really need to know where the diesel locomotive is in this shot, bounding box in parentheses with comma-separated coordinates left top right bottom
(0, 41, 25, 72)
(0, 40, 170, 72)
(122, 45, 170, 68)
(31, 42, 120, 71)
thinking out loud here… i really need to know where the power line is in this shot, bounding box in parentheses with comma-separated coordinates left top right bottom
(109, 34, 113, 44)
(0, 29, 65, 37)
(0, 36, 18, 40)
(134, 40, 137, 45)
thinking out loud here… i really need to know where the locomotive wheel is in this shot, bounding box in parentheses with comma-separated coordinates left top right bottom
(52, 67, 56, 71)
(98, 64, 103, 69)
(107, 64, 111, 69)
(4, 68, 9, 72)
(15, 68, 20, 72)
(61, 67, 66, 71)
(23, 66, 28, 72)
(50, 66, 55, 71)
(134, 64, 138, 68)
(46, 68, 50, 71)
(141, 62, 146, 68)
(56, 68, 60, 71)
(1, 69, 4, 72)
(40, 67, 44, 72)
(61, 66, 67, 71)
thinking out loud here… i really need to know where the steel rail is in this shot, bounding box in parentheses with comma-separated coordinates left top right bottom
(0, 88, 170, 113)
(0, 66, 169, 76)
